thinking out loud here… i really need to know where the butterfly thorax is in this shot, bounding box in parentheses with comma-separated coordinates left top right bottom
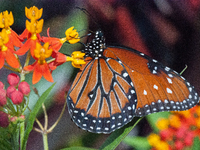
(83, 30, 106, 59)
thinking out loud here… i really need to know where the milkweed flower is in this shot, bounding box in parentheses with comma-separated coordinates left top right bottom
(16, 6, 43, 56)
(0, 11, 14, 29)
(0, 10, 23, 48)
(25, 6, 43, 21)
(0, 29, 20, 69)
(66, 51, 86, 68)
(49, 51, 86, 71)
(43, 26, 80, 52)
(24, 42, 53, 84)
(65, 26, 80, 44)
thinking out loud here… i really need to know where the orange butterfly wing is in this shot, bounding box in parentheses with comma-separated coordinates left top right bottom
(67, 55, 138, 133)
(106, 47, 199, 116)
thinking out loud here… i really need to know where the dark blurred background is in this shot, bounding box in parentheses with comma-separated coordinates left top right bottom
(1, 0, 200, 149)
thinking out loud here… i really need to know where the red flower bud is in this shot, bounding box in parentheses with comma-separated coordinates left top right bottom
(18, 81, 30, 95)
(19, 115, 25, 121)
(0, 88, 7, 106)
(7, 73, 20, 86)
(0, 111, 9, 127)
(0, 81, 4, 89)
(10, 90, 24, 105)
(7, 86, 16, 98)
(10, 116, 18, 123)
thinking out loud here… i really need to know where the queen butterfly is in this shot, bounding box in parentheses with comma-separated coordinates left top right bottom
(67, 30, 199, 134)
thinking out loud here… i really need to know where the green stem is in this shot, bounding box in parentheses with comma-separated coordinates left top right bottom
(46, 58, 55, 64)
(20, 70, 26, 81)
(47, 101, 66, 132)
(3, 65, 20, 72)
(22, 96, 29, 113)
(43, 131, 49, 150)
(42, 103, 48, 130)
(12, 123, 20, 150)
(20, 121, 25, 150)
(24, 51, 31, 67)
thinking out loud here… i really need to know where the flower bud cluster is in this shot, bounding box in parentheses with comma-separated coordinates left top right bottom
(7, 73, 30, 104)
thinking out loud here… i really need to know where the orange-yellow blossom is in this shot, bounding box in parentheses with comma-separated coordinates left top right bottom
(0, 29, 19, 69)
(26, 19, 44, 34)
(65, 26, 80, 44)
(0, 10, 14, 29)
(24, 42, 53, 84)
(34, 42, 52, 64)
(66, 51, 85, 68)
(25, 6, 43, 21)
(0, 29, 9, 49)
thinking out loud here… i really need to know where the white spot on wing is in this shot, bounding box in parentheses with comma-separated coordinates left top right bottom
(166, 88, 172, 94)
(153, 59, 157, 63)
(167, 78, 172, 84)
(143, 90, 147, 95)
(153, 85, 158, 90)
(123, 72, 128, 77)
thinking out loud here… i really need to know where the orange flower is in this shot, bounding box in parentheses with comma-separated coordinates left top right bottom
(43, 27, 80, 52)
(49, 52, 67, 71)
(16, 30, 42, 56)
(25, 6, 43, 21)
(0, 10, 23, 48)
(0, 29, 19, 69)
(16, 6, 43, 56)
(43, 28, 63, 52)
(24, 42, 53, 84)
(65, 26, 80, 44)
(66, 51, 86, 68)
(0, 10, 14, 29)
(49, 51, 86, 71)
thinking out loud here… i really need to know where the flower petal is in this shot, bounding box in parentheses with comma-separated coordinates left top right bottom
(15, 39, 31, 55)
(19, 29, 30, 40)
(5, 50, 20, 68)
(10, 30, 23, 47)
(32, 63, 42, 84)
(0, 52, 5, 69)
(43, 37, 62, 52)
(24, 62, 36, 71)
(55, 52, 67, 63)
(42, 63, 54, 82)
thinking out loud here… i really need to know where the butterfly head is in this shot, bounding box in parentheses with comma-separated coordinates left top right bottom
(83, 30, 106, 59)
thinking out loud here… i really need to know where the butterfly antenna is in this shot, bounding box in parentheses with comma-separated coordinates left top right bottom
(180, 65, 188, 75)
(75, 7, 100, 29)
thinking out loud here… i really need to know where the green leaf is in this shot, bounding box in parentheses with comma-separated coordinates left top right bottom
(61, 147, 97, 150)
(22, 83, 56, 150)
(99, 117, 142, 150)
(146, 112, 170, 133)
(123, 136, 150, 150)
(192, 137, 200, 150)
